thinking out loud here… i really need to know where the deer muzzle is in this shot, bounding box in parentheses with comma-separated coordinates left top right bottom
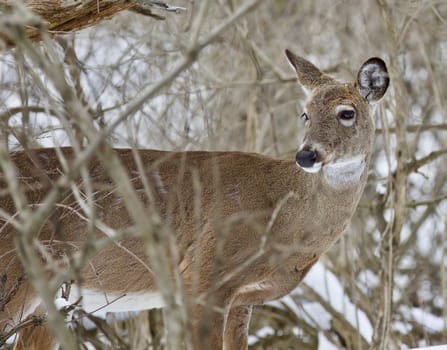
(295, 148, 323, 174)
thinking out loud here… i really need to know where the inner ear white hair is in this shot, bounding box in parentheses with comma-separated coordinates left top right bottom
(357, 57, 390, 103)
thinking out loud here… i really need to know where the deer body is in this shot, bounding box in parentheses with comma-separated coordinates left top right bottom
(0, 51, 389, 349)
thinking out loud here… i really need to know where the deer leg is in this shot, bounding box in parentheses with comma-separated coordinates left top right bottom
(223, 304, 253, 350)
(190, 300, 228, 350)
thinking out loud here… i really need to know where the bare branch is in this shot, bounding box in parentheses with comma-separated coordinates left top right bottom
(405, 148, 447, 174)
(0, 0, 180, 45)
(376, 123, 447, 135)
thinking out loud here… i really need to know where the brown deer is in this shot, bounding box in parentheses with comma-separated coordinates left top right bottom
(0, 50, 389, 349)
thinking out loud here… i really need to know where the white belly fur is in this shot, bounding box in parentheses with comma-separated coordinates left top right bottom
(8, 290, 164, 346)
(67, 287, 165, 317)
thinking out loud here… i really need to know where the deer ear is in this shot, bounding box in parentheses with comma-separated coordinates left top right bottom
(356, 57, 389, 102)
(285, 49, 334, 90)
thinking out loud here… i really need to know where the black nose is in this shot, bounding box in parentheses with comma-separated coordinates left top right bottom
(296, 149, 317, 168)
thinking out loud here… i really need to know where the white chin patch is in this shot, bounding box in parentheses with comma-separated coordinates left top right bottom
(323, 155, 365, 188)
(297, 161, 322, 173)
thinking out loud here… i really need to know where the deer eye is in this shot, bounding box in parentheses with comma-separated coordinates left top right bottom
(335, 106, 356, 127)
(300, 112, 309, 122)
(338, 110, 355, 120)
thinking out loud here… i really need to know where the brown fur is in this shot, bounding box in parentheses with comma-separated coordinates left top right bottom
(0, 51, 389, 349)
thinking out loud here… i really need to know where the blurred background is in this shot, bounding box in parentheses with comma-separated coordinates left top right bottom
(1, 0, 446, 349)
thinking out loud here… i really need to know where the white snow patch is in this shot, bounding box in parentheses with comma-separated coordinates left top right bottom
(54, 297, 71, 310)
(383, 208, 394, 223)
(357, 269, 380, 293)
(401, 305, 447, 333)
(417, 219, 436, 256)
(393, 320, 412, 335)
(434, 295, 445, 310)
(248, 326, 275, 345)
(375, 181, 387, 195)
(318, 332, 339, 350)
(302, 262, 374, 342)
(301, 302, 332, 330)
(275, 296, 332, 330)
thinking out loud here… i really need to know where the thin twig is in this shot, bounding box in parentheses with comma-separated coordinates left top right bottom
(375, 123, 447, 135)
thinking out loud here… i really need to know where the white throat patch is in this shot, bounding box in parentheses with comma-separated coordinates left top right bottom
(322, 155, 365, 188)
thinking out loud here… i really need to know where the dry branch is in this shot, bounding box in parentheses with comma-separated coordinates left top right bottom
(374, 0, 410, 349)
(405, 148, 447, 174)
(376, 123, 447, 134)
(0, 0, 178, 45)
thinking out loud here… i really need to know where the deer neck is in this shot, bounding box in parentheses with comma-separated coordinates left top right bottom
(320, 154, 370, 202)
(264, 159, 369, 258)
(291, 155, 370, 219)
(315, 159, 370, 238)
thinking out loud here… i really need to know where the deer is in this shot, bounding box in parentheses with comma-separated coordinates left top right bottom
(0, 49, 389, 350)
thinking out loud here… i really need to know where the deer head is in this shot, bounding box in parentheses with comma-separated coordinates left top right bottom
(286, 49, 389, 188)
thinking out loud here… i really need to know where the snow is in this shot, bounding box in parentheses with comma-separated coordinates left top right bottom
(416, 219, 436, 256)
(248, 326, 275, 345)
(279, 295, 332, 330)
(302, 262, 374, 342)
(54, 297, 71, 310)
(393, 320, 412, 335)
(401, 306, 447, 333)
(266, 261, 378, 345)
(318, 332, 339, 350)
(357, 269, 380, 293)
